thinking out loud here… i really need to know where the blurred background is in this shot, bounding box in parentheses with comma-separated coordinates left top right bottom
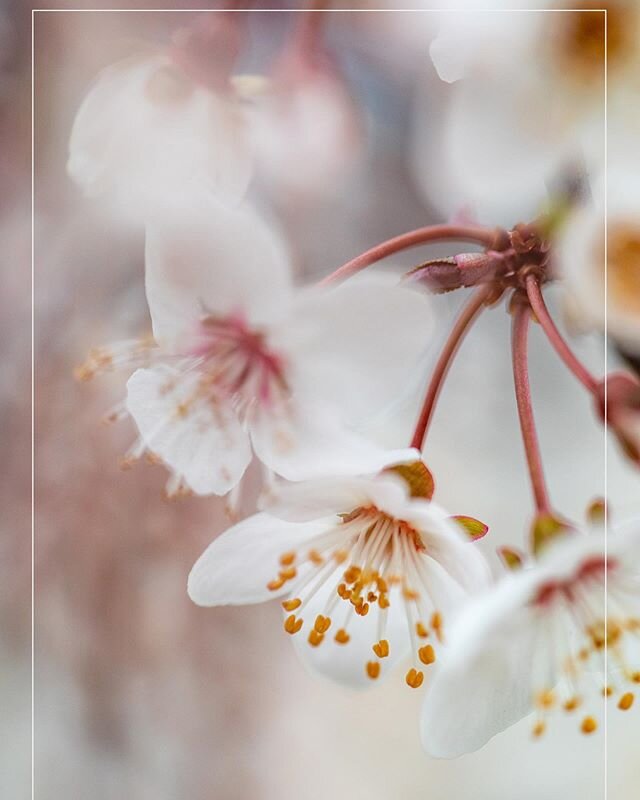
(5, 2, 639, 798)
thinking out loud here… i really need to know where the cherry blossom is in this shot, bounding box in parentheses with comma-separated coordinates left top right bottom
(188, 461, 491, 688)
(77, 191, 435, 499)
(420, 522, 640, 757)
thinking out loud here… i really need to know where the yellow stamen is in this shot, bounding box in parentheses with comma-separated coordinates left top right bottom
(563, 697, 580, 713)
(343, 565, 361, 584)
(279, 566, 297, 581)
(366, 661, 381, 680)
(281, 598, 302, 612)
(308, 549, 324, 565)
(536, 690, 555, 710)
(284, 615, 303, 635)
(279, 552, 296, 566)
(267, 578, 285, 591)
(334, 629, 350, 645)
(314, 614, 332, 634)
(372, 639, 390, 659)
(416, 621, 429, 638)
(418, 644, 436, 666)
(308, 629, 324, 647)
(532, 721, 546, 738)
(581, 716, 598, 735)
(618, 692, 634, 711)
(405, 668, 424, 689)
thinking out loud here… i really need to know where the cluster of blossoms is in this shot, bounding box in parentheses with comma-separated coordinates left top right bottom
(72, 8, 639, 759)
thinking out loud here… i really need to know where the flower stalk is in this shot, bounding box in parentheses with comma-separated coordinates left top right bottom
(320, 224, 497, 287)
(410, 286, 492, 451)
(511, 299, 551, 515)
(524, 275, 599, 394)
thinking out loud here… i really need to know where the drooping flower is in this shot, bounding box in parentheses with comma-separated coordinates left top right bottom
(247, 44, 362, 202)
(76, 190, 435, 499)
(188, 462, 491, 688)
(420, 522, 640, 758)
(67, 17, 253, 219)
(412, 2, 640, 225)
(559, 158, 640, 358)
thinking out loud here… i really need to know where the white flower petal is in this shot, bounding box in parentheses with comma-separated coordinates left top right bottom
(262, 470, 415, 522)
(290, 580, 411, 689)
(278, 275, 434, 426)
(250, 399, 419, 483)
(68, 55, 252, 216)
(188, 512, 331, 606)
(126, 365, 252, 496)
(144, 193, 293, 345)
(421, 615, 535, 757)
(249, 67, 361, 198)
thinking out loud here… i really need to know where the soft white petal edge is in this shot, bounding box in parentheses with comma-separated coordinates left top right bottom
(188, 512, 331, 606)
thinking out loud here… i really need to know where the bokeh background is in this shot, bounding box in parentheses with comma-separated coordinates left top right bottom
(5, 2, 639, 798)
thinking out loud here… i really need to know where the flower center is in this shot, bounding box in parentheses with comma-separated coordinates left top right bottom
(530, 556, 639, 738)
(607, 223, 640, 315)
(190, 313, 288, 411)
(551, 2, 633, 82)
(268, 505, 443, 688)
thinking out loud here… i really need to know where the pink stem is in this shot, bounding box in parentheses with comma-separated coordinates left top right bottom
(512, 301, 551, 514)
(291, 0, 329, 54)
(410, 286, 491, 451)
(320, 224, 497, 287)
(525, 275, 599, 394)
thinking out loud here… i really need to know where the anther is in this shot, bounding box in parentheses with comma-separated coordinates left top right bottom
(403, 587, 419, 601)
(366, 661, 381, 680)
(355, 602, 370, 617)
(282, 598, 302, 612)
(536, 690, 555, 709)
(308, 549, 324, 565)
(284, 615, 303, 635)
(308, 630, 324, 647)
(372, 640, 390, 658)
(279, 552, 296, 566)
(367, 592, 378, 603)
(267, 578, 285, 591)
(581, 716, 598, 735)
(334, 629, 350, 645)
(418, 644, 436, 666)
(314, 615, 332, 634)
(431, 611, 443, 641)
(563, 697, 580, 712)
(279, 566, 297, 581)
(333, 550, 348, 564)
(532, 721, 546, 738)
(602, 686, 613, 698)
(378, 594, 390, 609)
(416, 622, 429, 638)
(618, 692, 634, 711)
(343, 566, 361, 584)
(405, 668, 424, 689)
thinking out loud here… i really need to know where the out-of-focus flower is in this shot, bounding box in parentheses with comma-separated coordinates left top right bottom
(248, 45, 362, 202)
(420, 522, 640, 758)
(76, 191, 434, 498)
(594, 372, 640, 466)
(559, 159, 640, 356)
(412, 2, 640, 225)
(188, 461, 490, 688)
(67, 17, 252, 220)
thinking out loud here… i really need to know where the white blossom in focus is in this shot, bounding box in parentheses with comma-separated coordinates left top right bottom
(420, 522, 640, 758)
(78, 190, 435, 499)
(188, 463, 491, 688)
